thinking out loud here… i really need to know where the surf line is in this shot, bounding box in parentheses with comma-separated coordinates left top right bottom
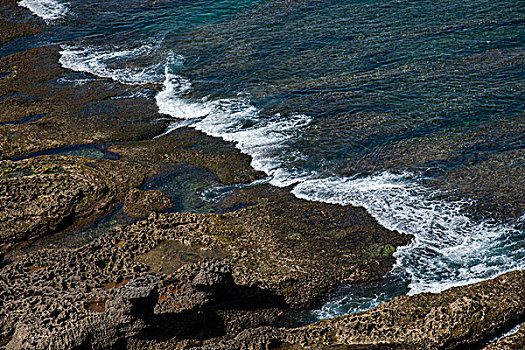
(18, 0, 69, 23)
(55, 42, 525, 317)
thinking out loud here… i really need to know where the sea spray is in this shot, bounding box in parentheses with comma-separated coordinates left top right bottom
(292, 173, 525, 317)
(155, 64, 314, 187)
(55, 41, 525, 321)
(58, 43, 177, 85)
(19, 0, 69, 22)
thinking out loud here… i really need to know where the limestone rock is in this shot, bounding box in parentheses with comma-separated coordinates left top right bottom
(123, 189, 173, 217)
(0, 156, 147, 249)
(192, 260, 234, 290)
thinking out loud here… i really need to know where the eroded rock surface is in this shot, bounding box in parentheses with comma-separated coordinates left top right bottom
(0, 156, 147, 249)
(0, 42, 262, 249)
(1, 5, 522, 350)
(201, 270, 525, 350)
(123, 189, 173, 217)
(0, 189, 409, 349)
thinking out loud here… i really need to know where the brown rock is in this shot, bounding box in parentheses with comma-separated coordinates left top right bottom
(0, 156, 148, 249)
(0, 188, 409, 349)
(123, 189, 173, 217)
(485, 323, 525, 350)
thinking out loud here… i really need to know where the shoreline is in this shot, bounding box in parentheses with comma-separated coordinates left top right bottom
(1, 2, 524, 349)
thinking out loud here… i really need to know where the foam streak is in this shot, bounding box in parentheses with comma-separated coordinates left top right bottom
(19, 0, 68, 22)
(292, 173, 525, 296)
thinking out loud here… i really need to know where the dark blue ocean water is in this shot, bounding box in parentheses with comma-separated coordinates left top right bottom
(8, 0, 525, 320)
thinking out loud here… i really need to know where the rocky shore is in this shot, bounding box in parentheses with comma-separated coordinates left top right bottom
(1, 2, 524, 349)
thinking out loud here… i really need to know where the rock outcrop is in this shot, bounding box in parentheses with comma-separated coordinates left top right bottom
(200, 270, 525, 350)
(123, 189, 173, 217)
(0, 156, 147, 249)
(0, 188, 409, 349)
(1, 4, 522, 350)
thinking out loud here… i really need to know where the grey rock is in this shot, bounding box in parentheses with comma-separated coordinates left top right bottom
(192, 260, 234, 290)
(107, 274, 159, 320)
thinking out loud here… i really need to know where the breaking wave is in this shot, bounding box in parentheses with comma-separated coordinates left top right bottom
(18, 0, 69, 22)
(58, 43, 525, 320)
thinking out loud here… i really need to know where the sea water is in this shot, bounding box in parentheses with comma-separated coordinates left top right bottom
(12, 0, 525, 320)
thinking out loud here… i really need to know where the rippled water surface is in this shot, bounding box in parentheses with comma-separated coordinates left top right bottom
(10, 0, 525, 320)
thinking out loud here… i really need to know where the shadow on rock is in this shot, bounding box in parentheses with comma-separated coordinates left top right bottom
(76, 260, 286, 346)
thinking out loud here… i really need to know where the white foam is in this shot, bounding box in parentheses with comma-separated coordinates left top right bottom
(18, 0, 68, 22)
(59, 44, 180, 85)
(200, 177, 271, 203)
(156, 72, 210, 119)
(488, 322, 524, 344)
(292, 173, 525, 296)
(58, 42, 524, 317)
(195, 110, 313, 187)
(155, 69, 313, 187)
(56, 76, 98, 86)
(312, 289, 387, 320)
(156, 63, 524, 300)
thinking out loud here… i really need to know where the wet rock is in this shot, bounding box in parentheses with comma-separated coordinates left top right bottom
(0, 40, 263, 254)
(485, 323, 525, 350)
(0, 47, 169, 159)
(0, 188, 409, 349)
(284, 270, 525, 349)
(0, 155, 147, 249)
(108, 128, 265, 185)
(0, 46, 262, 186)
(0, 19, 39, 47)
(0, 0, 41, 46)
(200, 270, 525, 349)
(123, 189, 173, 217)
(2, 193, 522, 349)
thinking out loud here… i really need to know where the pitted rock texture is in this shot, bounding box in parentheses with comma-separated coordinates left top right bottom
(192, 260, 234, 290)
(123, 189, 173, 217)
(0, 156, 148, 249)
(206, 270, 525, 349)
(205, 270, 525, 350)
(108, 127, 265, 185)
(282, 270, 525, 349)
(6, 275, 159, 350)
(0, 188, 409, 349)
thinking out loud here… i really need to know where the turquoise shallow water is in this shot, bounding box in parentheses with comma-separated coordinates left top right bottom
(9, 0, 525, 320)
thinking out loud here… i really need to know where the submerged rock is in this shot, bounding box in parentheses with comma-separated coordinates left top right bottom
(0, 46, 263, 186)
(0, 0, 41, 46)
(0, 156, 147, 250)
(1, 5, 522, 350)
(0, 46, 168, 159)
(0, 188, 409, 349)
(123, 189, 173, 217)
